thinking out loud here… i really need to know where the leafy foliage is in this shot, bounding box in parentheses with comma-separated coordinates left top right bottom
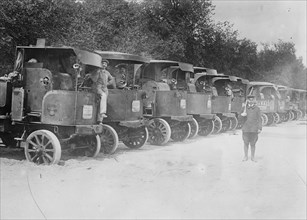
(257, 40, 306, 89)
(0, 0, 306, 89)
(0, 0, 80, 72)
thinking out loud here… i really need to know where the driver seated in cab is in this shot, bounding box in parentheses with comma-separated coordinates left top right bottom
(113, 63, 128, 89)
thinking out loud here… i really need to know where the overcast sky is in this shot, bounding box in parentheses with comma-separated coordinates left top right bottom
(211, 0, 307, 66)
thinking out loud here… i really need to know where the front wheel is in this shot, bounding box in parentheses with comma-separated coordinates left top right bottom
(261, 113, 268, 126)
(229, 117, 238, 130)
(100, 124, 119, 154)
(289, 110, 295, 121)
(296, 109, 303, 119)
(188, 118, 199, 139)
(170, 121, 191, 142)
(148, 118, 171, 145)
(123, 126, 149, 149)
(272, 112, 280, 124)
(25, 129, 61, 165)
(277, 113, 284, 123)
(212, 115, 222, 134)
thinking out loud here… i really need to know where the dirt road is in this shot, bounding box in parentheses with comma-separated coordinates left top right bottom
(1, 120, 306, 219)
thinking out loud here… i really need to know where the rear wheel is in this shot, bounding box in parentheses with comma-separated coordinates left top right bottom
(301, 110, 306, 118)
(272, 112, 280, 124)
(84, 135, 101, 157)
(188, 118, 199, 139)
(148, 118, 171, 145)
(229, 117, 238, 130)
(70, 134, 101, 157)
(221, 116, 231, 132)
(25, 129, 61, 165)
(170, 121, 191, 142)
(266, 113, 274, 126)
(100, 124, 119, 154)
(198, 119, 214, 136)
(123, 126, 149, 149)
(212, 115, 222, 134)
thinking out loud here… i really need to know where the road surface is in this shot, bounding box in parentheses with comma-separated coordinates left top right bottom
(0, 120, 306, 219)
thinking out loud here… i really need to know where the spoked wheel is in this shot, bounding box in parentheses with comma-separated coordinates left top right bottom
(0, 132, 17, 147)
(261, 113, 268, 126)
(277, 113, 284, 123)
(291, 110, 298, 120)
(296, 109, 303, 119)
(100, 124, 119, 154)
(148, 118, 171, 145)
(289, 110, 295, 120)
(220, 116, 232, 132)
(272, 112, 280, 124)
(123, 126, 149, 149)
(229, 117, 238, 130)
(212, 115, 222, 134)
(188, 118, 199, 139)
(70, 134, 101, 157)
(84, 135, 101, 157)
(266, 113, 274, 126)
(170, 121, 191, 142)
(198, 119, 214, 136)
(25, 130, 61, 165)
(69, 134, 101, 157)
(282, 112, 289, 122)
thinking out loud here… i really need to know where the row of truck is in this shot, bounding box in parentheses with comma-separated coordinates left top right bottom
(0, 40, 306, 165)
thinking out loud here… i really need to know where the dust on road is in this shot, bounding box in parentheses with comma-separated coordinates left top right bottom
(1, 120, 306, 219)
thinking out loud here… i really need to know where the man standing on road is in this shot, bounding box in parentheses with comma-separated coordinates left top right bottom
(240, 94, 262, 162)
(90, 59, 115, 124)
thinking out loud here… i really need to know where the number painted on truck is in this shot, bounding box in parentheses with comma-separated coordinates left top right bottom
(180, 99, 186, 109)
(82, 105, 93, 119)
(132, 100, 141, 112)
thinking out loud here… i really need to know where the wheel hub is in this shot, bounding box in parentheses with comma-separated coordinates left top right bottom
(153, 128, 160, 134)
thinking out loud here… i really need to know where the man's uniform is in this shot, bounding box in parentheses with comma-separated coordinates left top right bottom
(90, 68, 113, 122)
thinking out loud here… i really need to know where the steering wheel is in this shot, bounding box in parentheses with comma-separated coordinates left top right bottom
(170, 78, 177, 85)
(78, 74, 92, 91)
(116, 80, 127, 89)
(41, 76, 50, 86)
(195, 80, 204, 91)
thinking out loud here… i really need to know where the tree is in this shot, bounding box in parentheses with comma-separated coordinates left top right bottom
(0, 0, 82, 74)
(257, 40, 306, 89)
(140, 0, 215, 62)
(0, 0, 305, 89)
